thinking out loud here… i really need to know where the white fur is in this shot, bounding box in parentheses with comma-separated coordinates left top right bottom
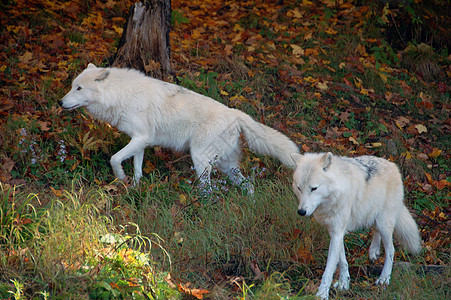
(291, 152, 421, 299)
(60, 64, 299, 192)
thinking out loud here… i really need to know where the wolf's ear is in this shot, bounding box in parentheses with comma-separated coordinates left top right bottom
(290, 153, 302, 165)
(321, 152, 333, 171)
(87, 63, 97, 69)
(95, 70, 110, 82)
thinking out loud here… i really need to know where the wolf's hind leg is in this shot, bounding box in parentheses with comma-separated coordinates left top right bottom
(191, 150, 214, 195)
(224, 167, 254, 195)
(375, 222, 395, 286)
(369, 231, 382, 261)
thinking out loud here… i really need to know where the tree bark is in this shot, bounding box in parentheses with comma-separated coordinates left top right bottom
(112, 0, 171, 79)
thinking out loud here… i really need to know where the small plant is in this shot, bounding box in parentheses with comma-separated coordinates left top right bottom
(171, 9, 189, 26)
(0, 183, 42, 247)
(400, 43, 440, 80)
(8, 279, 24, 300)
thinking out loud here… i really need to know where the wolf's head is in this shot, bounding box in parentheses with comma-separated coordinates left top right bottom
(291, 152, 334, 217)
(58, 63, 110, 110)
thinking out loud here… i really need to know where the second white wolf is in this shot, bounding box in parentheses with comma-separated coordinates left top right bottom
(59, 64, 299, 193)
(291, 152, 421, 299)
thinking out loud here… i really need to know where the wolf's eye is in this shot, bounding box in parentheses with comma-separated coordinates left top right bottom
(297, 186, 301, 192)
(311, 187, 317, 192)
(77, 86, 82, 91)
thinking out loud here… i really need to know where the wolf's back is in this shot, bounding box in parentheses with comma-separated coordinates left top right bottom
(236, 111, 299, 168)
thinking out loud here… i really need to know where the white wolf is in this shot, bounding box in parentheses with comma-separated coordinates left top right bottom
(59, 64, 299, 192)
(291, 152, 421, 299)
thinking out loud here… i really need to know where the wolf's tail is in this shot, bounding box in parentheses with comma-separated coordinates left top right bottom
(236, 111, 299, 168)
(394, 205, 422, 254)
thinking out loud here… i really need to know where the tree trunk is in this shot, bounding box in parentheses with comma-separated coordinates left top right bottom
(112, 0, 171, 79)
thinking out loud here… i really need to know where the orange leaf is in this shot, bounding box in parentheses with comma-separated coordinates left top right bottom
(325, 27, 338, 35)
(295, 248, 314, 263)
(110, 282, 119, 289)
(428, 148, 442, 159)
(433, 180, 449, 190)
(177, 283, 210, 299)
(50, 187, 63, 197)
(37, 121, 50, 131)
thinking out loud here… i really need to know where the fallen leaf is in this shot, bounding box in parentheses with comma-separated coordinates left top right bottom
(143, 160, 155, 173)
(37, 120, 50, 131)
(415, 124, 427, 134)
(428, 148, 442, 158)
(50, 187, 63, 197)
(291, 44, 304, 57)
(19, 51, 33, 64)
(349, 137, 359, 145)
(317, 81, 328, 91)
(325, 27, 338, 35)
(177, 283, 210, 299)
(395, 116, 410, 129)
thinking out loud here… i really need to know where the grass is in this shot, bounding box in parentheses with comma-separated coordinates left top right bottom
(1, 172, 448, 299)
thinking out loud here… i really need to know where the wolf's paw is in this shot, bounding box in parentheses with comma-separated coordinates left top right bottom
(316, 288, 329, 300)
(375, 275, 390, 287)
(368, 248, 381, 261)
(332, 278, 350, 291)
(241, 181, 254, 196)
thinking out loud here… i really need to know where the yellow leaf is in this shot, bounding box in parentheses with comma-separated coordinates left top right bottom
(290, 44, 304, 57)
(371, 142, 382, 148)
(303, 76, 318, 83)
(191, 29, 202, 39)
(404, 151, 412, 160)
(428, 148, 442, 158)
(0, 65, 6, 72)
(50, 187, 63, 197)
(174, 231, 184, 244)
(233, 24, 243, 32)
(325, 27, 338, 35)
(354, 77, 363, 88)
(378, 72, 388, 83)
(349, 137, 359, 145)
(112, 25, 123, 35)
(317, 81, 328, 91)
(288, 8, 303, 19)
(220, 90, 229, 96)
(179, 194, 188, 205)
(360, 87, 369, 95)
(415, 124, 427, 134)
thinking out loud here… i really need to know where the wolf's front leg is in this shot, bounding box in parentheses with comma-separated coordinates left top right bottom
(333, 241, 350, 291)
(110, 138, 147, 183)
(317, 233, 344, 300)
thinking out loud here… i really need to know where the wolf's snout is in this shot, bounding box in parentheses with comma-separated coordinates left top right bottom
(57, 100, 63, 106)
(298, 209, 307, 216)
